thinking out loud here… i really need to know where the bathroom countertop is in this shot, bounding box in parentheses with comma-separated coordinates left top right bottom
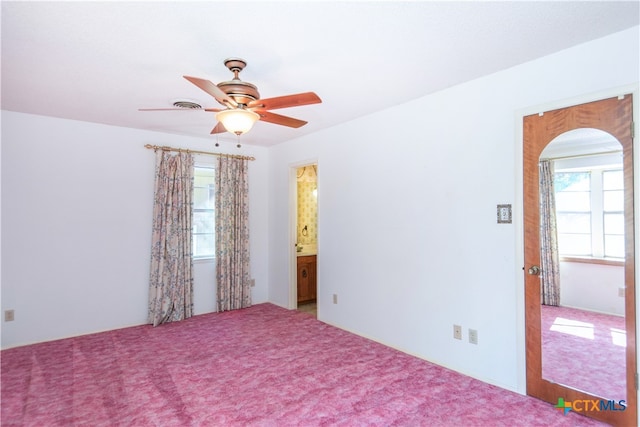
(297, 251, 317, 257)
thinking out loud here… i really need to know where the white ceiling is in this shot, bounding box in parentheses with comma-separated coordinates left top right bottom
(2, 1, 639, 147)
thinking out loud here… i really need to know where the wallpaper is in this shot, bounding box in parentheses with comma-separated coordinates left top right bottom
(297, 166, 317, 245)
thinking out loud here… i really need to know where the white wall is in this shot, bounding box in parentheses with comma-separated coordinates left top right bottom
(560, 261, 625, 316)
(268, 27, 639, 392)
(1, 113, 269, 348)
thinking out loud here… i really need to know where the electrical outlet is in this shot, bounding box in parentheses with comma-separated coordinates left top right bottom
(453, 324, 462, 340)
(619, 287, 625, 297)
(332, 294, 338, 304)
(469, 329, 478, 345)
(4, 310, 15, 322)
(250, 278, 256, 287)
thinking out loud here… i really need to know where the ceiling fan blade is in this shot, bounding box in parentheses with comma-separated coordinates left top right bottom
(183, 76, 238, 108)
(256, 110, 308, 128)
(248, 92, 321, 110)
(204, 108, 224, 112)
(210, 122, 227, 134)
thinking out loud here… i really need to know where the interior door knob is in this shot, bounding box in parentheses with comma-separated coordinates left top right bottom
(528, 265, 541, 276)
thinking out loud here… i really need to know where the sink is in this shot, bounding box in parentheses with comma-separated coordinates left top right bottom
(297, 248, 317, 256)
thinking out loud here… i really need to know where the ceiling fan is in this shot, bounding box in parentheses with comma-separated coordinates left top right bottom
(141, 58, 322, 136)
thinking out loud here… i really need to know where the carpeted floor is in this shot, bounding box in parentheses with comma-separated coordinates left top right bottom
(2, 303, 605, 426)
(297, 301, 317, 317)
(541, 304, 626, 400)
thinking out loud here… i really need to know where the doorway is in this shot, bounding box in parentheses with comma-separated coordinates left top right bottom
(523, 95, 636, 426)
(293, 163, 318, 318)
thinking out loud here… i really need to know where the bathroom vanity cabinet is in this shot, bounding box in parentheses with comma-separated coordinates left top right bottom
(297, 255, 317, 304)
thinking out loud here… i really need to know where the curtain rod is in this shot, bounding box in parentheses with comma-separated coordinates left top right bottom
(144, 144, 256, 161)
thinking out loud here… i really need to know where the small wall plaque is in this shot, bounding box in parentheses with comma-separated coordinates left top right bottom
(497, 204, 512, 224)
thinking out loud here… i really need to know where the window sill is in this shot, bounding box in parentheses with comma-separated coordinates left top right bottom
(560, 256, 624, 267)
(194, 257, 215, 264)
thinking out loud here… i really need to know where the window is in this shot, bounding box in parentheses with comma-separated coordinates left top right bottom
(555, 171, 591, 256)
(603, 169, 625, 258)
(193, 166, 215, 258)
(554, 167, 624, 259)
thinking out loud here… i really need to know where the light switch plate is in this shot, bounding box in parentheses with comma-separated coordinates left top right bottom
(497, 204, 512, 224)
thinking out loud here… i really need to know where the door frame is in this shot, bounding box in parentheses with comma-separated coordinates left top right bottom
(515, 84, 639, 425)
(288, 159, 319, 310)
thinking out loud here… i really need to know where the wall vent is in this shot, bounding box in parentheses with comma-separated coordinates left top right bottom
(172, 100, 202, 109)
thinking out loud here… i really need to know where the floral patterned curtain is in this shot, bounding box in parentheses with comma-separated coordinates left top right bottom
(216, 156, 251, 311)
(539, 159, 560, 306)
(148, 150, 194, 326)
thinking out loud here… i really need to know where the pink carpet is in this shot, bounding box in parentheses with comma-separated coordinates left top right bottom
(541, 305, 626, 400)
(2, 303, 605, 426)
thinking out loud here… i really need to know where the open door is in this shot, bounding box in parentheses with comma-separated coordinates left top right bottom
(289, 162, 319, 315)
(524, 95, 636, 426)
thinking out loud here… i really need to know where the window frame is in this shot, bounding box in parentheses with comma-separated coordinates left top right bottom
(554, 163, 624, 263)
(554, 170, 592, 257)
(192, 163, 216, 260)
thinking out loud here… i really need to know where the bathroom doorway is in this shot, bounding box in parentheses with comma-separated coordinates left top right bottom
(294, 163, 318, 318)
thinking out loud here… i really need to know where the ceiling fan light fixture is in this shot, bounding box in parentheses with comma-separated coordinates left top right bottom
(216, 108, 260, 135)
